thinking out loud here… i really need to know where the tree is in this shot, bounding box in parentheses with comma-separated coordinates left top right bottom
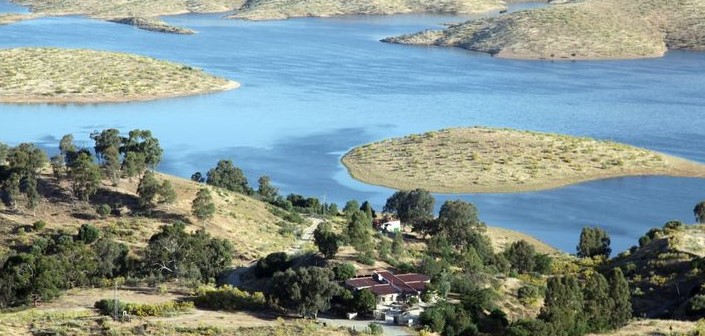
(25, 176, 41, 211)
(158, 180, 177, 205)
(255, 252, 290, 278)
(7, 143, 47, 178)
(59, 134, 76, 156)
(437, 200, 484, 249)
(257, 175, 278, 201)
(695, 201, 705, 223)
(505, 240, 536, 274)
(346, 210, 372, 250)
(67, 151, 102, 202)
(352, 289, 376, 316)
(120, 129, 163, 171)
(539, 275, 586, 336)
(582, 273, 612, 332)
(270, 267, 340, 318)
(137, 170, 160, 209)
(206, 159, 252, 194)
(50, 155, 64, 180)
(391, 231, 405, 256)
(192, 188, 215, 225)
(0, 142, 8, 163)
(342, 200, 360, 216)
(93, 238, 128, 278)
(2, 173, 21, 208)
(191, 172, 205, 183)
(360, 201, 375, 220)
(313, 222, 340, 259)
(91, 129, 122, 182)
(576, 226, 611, 259)
(332, 262, 356, 281)
(608, 268, 632, 328)
(383, 189, 434, 229)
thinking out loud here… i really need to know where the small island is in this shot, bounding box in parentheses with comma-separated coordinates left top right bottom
(0, 48, 239, 104)
(229, 0, 504, 21)
(383, 0, 705, 60)
(341, 127, 705, 193)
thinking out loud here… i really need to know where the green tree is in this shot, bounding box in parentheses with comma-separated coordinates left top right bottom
(359, 201, 375, 220)
(539, 275, 586, 336)
(582, 273, 612, 332)
(313, 222, 340, 259)
(437, 200, 484, 249)
(91, 129, 122, 183)
(577, 226, 611, 259)
(383, 189, 435, 230)
(158, 180, 177, 205)
(25, 176, 41, 211)
(332, 262, 356, 281)
(257, 175, 278, 201)
(67, 151, 102, 202)
(353, 289, 376, 316)
(192, 188, 216, 226)
(191, 171, 205, 183)
(2, 173, 21, 208)
(49, 154, 64, 181)
(608, 268, 632, 328)
(695, 201, 705, 223)
(7, 143, 47, 178)
(96, 203, 111, 218)
(346, 210, 372, 251)
(59, 134, 76, 157)
(391, 231, 405, 256)
(206, 159, 252, 194)
(505, 240, 536, 274)
(120, 129, 163, 171)
(342, 200, 360, 216)
(0, 142, 8, 163)
(271, 267, 340, 318)
(92, 238, 128, 278)
(137, 170, 160, 209)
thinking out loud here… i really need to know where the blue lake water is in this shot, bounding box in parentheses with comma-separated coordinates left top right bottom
(1, 2, 704, 254)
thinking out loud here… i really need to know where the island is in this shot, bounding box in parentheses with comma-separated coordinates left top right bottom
(341, 127, 705, 193)
(229, 0, 505, 21)
(6, 0, 247, 33)
(382, 0, 705, 60)
(0, 48, 239, 104)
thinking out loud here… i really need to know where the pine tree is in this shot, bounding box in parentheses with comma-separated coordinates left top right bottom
(192, 188, 216, 227)
(540, 275, 587, 336)
(582, 273, 613, 332)
(608, 268, 632, 328)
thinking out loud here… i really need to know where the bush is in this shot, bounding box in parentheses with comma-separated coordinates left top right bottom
(95, 299, 193, 317)
(333, 262, 356, 281)
(366, 323, 383, 335)
(517, 285, 540, 305)
(689, 295, 705, 316)
(194, 285, 267, 311)
(77, 223, 100, 244)
(96, 204, 111, 218)
(32, 220, 47, 231)
(356, 252, 375, 266)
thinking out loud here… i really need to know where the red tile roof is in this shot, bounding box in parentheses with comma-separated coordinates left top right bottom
(344, 270, 429, 296)
(368, 284, 399, 296)
(345, 278, 379, 288)
(396, 274, 431, 283)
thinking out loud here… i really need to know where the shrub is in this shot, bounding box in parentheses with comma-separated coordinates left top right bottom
(96, 204, 111, 218)
(32, 220, 47, 231)
(356, 252, 375, 266)
(689, 295, 705, 316)
(332, 262, 356, 281)
(77, 223, 100, 244)
(366, 323, 383, 335)
(95, 299, 193, 317)
(517, 285, 540, 305)
(194, 285, 267, 311)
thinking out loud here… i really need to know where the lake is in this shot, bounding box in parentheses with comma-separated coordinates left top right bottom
(1, 1, 704, 253)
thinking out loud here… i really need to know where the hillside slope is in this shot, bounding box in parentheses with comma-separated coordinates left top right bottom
(229, 0, 504, 20)
(383, 0, 705, 60)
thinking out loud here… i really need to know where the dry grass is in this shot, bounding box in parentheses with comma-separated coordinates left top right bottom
(230, 0, 504, 20)
(0, 48, 238, 104)
(0, 171, 304, 263)
(485, 226, 560, 255)
(586, 319, 696, 336)
(384, 0, 705, 60)
(0, 13, 40, 25)
(0, 288, 353, 335)
(341, 127, 705, 193)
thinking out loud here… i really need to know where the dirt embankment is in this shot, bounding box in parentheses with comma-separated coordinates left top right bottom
(383, 0, 705, 60)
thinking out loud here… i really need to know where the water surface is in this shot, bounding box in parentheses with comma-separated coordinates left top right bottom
(1, 3, 704, 253)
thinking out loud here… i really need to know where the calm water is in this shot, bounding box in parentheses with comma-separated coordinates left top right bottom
(1, 2, 704, 253)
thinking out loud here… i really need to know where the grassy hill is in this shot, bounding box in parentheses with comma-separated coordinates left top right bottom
(341, 127, 705, 193)
(383, 0, 705, 60)
(11, 0, 246, 18)
(609, 223, 705, 319)
(0, 48, 238, 104)
(229, 0, 504, 20)
(0, 171, 305, 264)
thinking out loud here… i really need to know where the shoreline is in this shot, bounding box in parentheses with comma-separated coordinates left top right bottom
(229, 5, 506, 21)
(0, 80, 240, 104)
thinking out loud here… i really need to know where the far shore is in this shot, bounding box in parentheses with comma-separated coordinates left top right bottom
(0, 81, 240, 104)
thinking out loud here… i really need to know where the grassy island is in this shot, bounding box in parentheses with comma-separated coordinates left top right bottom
(383, 0, 705, 60)
(0, 48, 238, 104)
(341, 127, 705, 193)
(229, 0, 504, 21)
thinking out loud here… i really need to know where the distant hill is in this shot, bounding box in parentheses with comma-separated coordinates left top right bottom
(383, 0, 705, 60)
(229, 0, 505, 20)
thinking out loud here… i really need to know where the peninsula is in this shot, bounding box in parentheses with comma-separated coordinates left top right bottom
(341, 127, 705, 193)
(0, 48, 238, 104)
(229, 0, 504, 21)
(382, 0, 705, 60)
